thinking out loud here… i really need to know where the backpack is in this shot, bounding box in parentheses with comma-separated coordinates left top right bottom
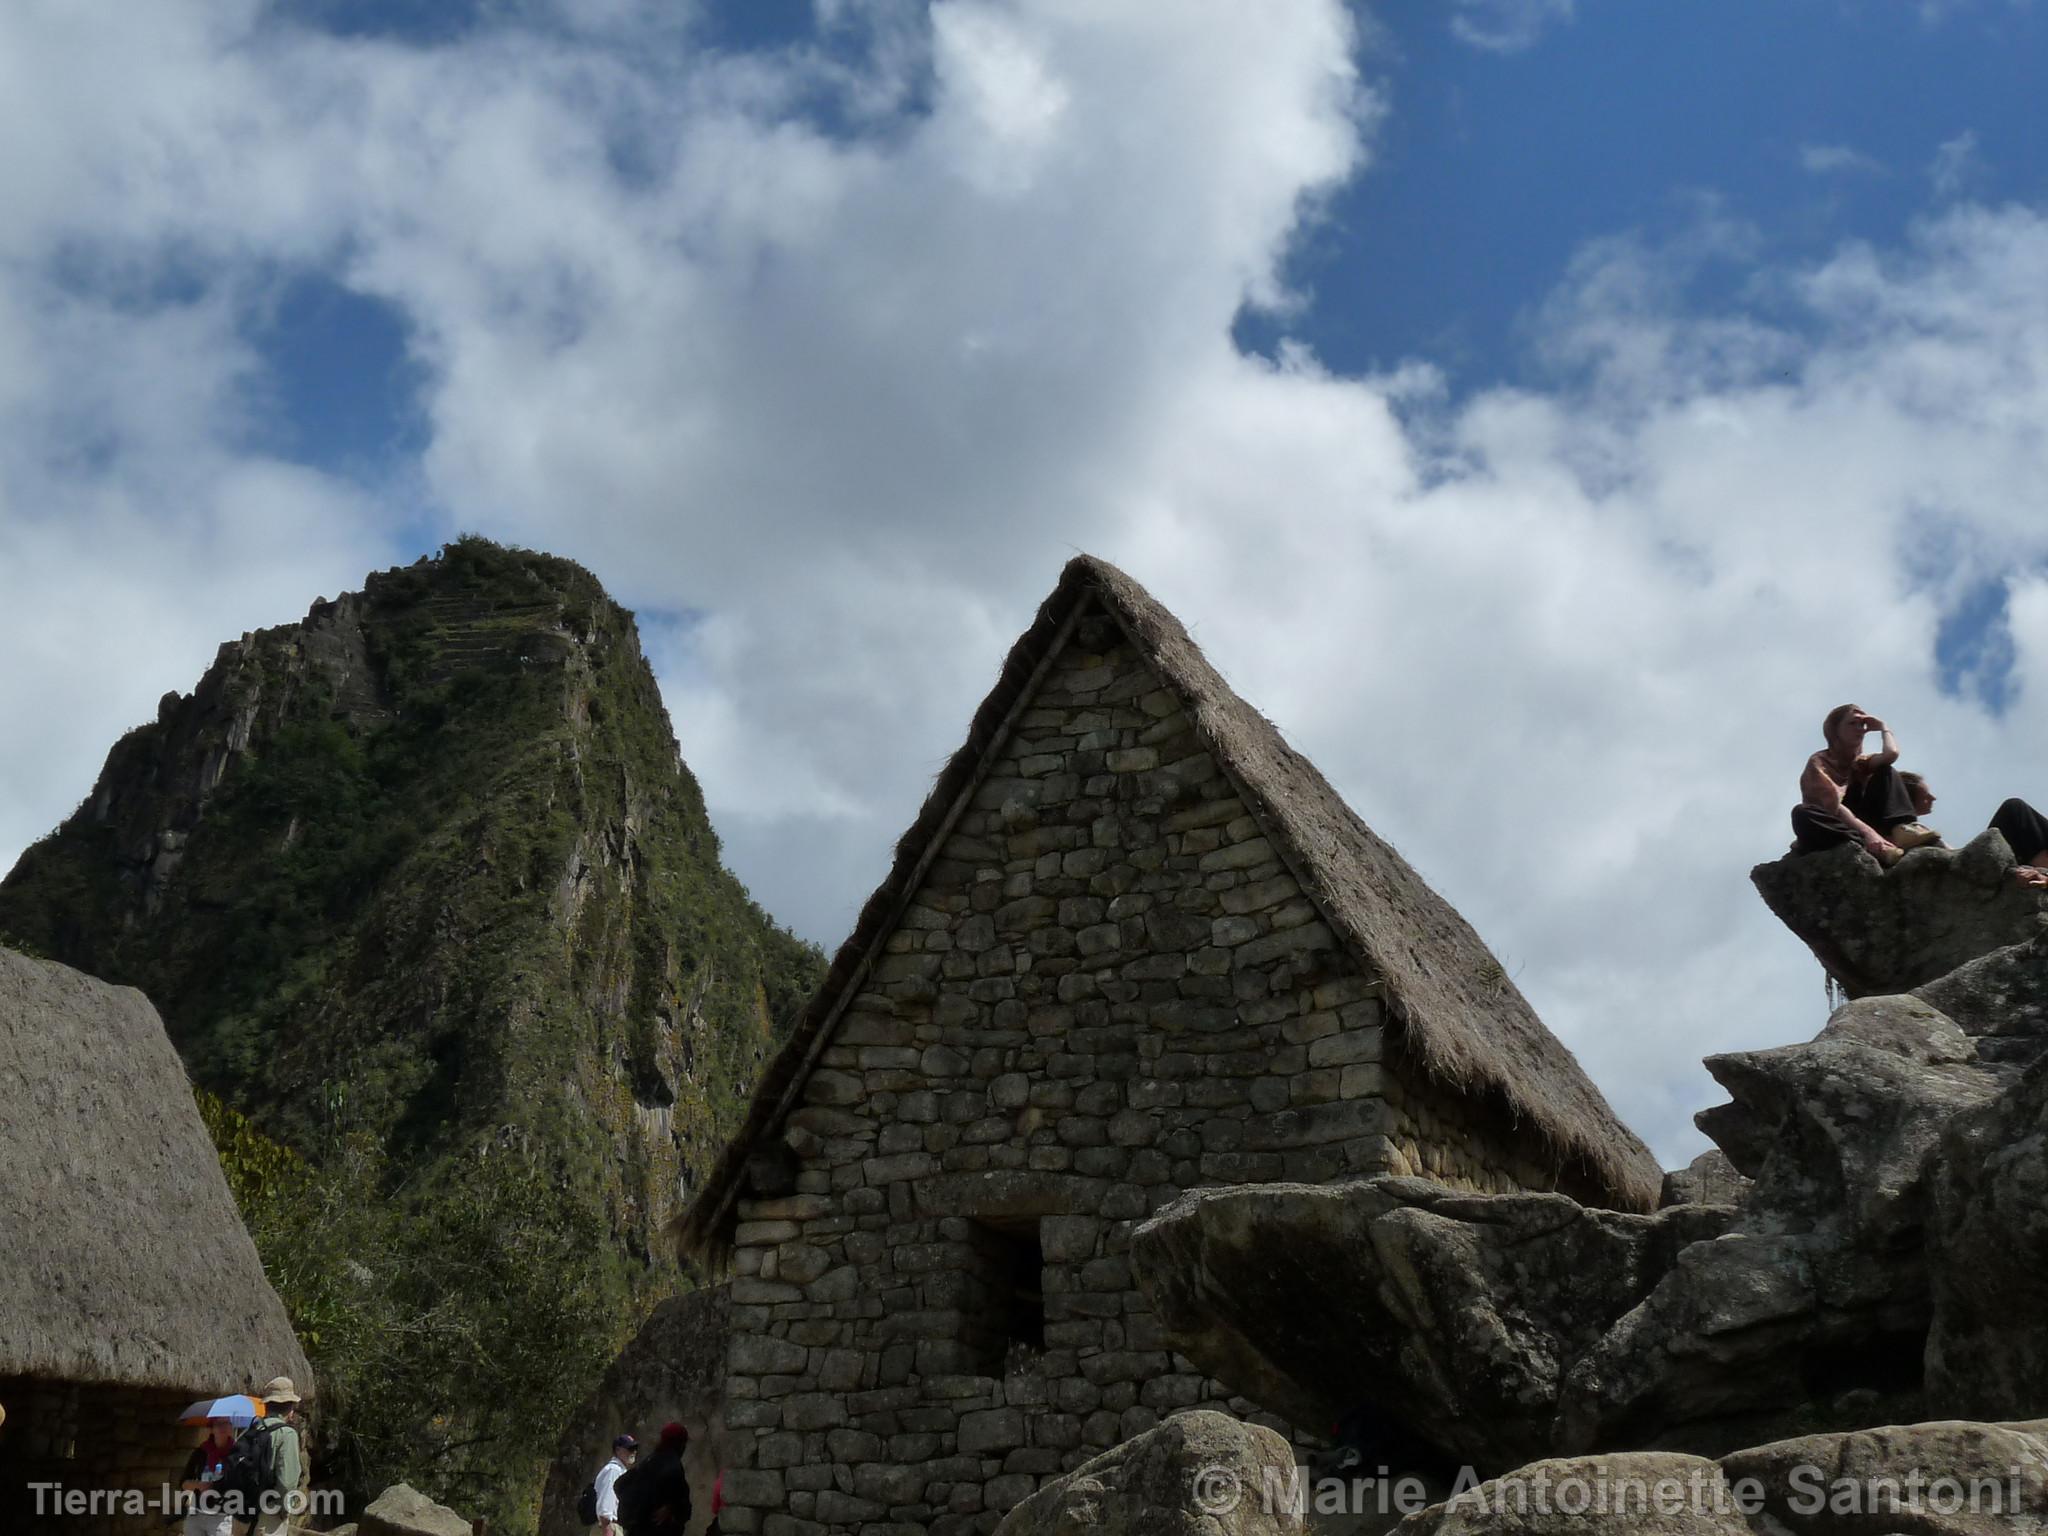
(216, 1419, 281, 1507)
(576, 1480, 599, 1527)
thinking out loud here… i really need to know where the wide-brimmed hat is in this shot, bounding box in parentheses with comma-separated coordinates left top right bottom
(259, 1376, 303, 1405)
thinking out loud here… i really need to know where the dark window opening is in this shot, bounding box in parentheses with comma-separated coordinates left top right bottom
(962, 1216, 1045, 1376)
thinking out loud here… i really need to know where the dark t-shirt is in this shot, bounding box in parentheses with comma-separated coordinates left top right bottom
(617, 1447, 691, 1535)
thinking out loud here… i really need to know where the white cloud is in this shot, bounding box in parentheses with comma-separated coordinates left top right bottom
(4, 0, 2048, 1171)
(1930, 129, 1987, 200)
(1447, 0, 1576, 52)
(1799, 142, 1886, 177)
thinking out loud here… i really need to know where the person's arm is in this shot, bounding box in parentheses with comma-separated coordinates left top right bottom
(1801, 756, 1895, 855)
(274, 1425, 302, 1498)
(597, 1466, 622, 1533)
(1859, 716, 1899, 770)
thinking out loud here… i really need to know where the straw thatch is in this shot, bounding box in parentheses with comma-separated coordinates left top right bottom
(676, 557, 1661, 1262)
(0, 945, 312, 1394)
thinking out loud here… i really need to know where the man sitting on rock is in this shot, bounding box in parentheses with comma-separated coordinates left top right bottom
(1791, 705, 1938, 863)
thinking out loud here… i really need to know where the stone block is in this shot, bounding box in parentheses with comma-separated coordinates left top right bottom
(959, 1407, 1027, 1454)
(1211, 915, 1261, 946)
(1040, 1214, 1102, 1262)
(854, 1463, 929, 1505)
(813, 1491, 885, 1523)
(724, 1470, 788, 1507)
(864, 1152, 938, 1184)
(805, 1071, 866, 1107)
(782, 1394, 851, 1431)
(1307, 1027, 1381, 1067)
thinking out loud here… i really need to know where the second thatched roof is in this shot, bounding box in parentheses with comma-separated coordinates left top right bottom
(678, 556, 1662, 1260)
(0, 945, 311, 1395)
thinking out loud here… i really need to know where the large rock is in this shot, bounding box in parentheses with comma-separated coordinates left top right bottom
(1750, 831, 2048, 998)
(1719, 1418, 2048, 1535)
(1659, 1151, 1751, 1209)
(1925, 1056, 2048, 1418)
(1138, 983, 2048, 1471)
(1131, 1180, 1733, 1473)
(359, 1482, 473, 1536)
(1916, 931, 2048, 1052)
(1390, 1418, 2048, 1535)
(993, 1410, 1302, 1536)
(539, 1284, 729, 1536)
(1555, 995, 2003, 1453)
(1128, 816, 2048, 1493)
(1392, 1452, 1748, 1536)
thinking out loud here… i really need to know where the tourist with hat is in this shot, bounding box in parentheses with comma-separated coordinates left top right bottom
(592, 1431, 638, 1534)
(615, 1422, 691, 1536)
(252, 1376, 308, 1535)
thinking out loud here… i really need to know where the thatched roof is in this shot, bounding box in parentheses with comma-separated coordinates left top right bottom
(0, 946, 312, 1394)
(677, 557, 1661, 1261)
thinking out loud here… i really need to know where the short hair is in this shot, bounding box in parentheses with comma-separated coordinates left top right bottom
(1823, 703, 1861, 741)
(1901, 771, 1928, 794)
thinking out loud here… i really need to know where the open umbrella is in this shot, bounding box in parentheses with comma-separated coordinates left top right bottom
(177, 1394, 264, 1426)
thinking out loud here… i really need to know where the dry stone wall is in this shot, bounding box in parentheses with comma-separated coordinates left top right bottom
(0, 1378, 201, 1536)
(720, 605, 1560, 1536)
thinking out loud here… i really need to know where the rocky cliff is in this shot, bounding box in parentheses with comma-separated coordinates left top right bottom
(0, 536, 822, 1525)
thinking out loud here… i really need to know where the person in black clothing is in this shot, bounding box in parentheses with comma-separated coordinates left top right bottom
(1992, 795, 2048, 887)
(616, 1420, 691, 1536)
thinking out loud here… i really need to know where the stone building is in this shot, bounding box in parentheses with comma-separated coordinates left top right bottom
(674, 557, 1660, 1536)
(0, 946, 311, 1536)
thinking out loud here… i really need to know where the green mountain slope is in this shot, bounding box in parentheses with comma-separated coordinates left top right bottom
(0, 536, 822, 1525)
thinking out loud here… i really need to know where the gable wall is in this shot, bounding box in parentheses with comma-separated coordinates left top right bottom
(716, 607, 1556, 1536)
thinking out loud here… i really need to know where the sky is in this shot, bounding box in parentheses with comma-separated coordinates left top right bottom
(3, 0, 2047, 1167)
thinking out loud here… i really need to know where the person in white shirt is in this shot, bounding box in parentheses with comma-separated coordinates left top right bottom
(596, 1433, 639, 1534)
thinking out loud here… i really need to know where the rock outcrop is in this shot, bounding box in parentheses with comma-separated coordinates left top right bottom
(539, 1285, 730, 1536)
(1134, 929, 2048, 1472)
(1131, 1180, 1732, 1473)
(993, 1411, 1302, 1536)
(1925, 1055, 2048, 1419)
(1915, 930, 2048, 1045)
(1658, 1151, 1750, 1209)
(1749, 832, 2048, 997)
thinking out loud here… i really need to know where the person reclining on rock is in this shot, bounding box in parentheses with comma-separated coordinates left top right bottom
(1790, 704, 1940, 864)
(1861, 768, 2048, 888)
(1914, 771, 2048, 889)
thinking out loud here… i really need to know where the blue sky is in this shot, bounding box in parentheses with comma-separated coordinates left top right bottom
(1263, 1, 2046, 384)
(250, 1, 2048, 468)
(5, 0, 2048, 1161)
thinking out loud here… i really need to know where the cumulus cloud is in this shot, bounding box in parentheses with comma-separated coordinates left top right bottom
(4, 0, 2048, 1166)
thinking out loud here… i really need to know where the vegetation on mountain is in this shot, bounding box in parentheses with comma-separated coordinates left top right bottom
(0, 537, 823, 1528)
